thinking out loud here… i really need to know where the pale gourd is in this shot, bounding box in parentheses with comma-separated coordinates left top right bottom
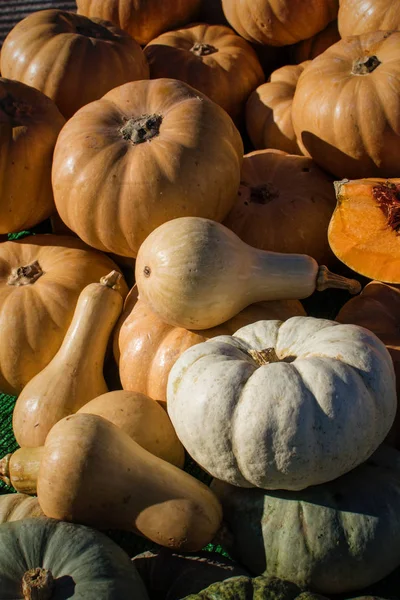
(12, 271, 124, 447)
(167, 317, 397, 490)
(0, 493, 43, 524)
(135, 217, 361, 330)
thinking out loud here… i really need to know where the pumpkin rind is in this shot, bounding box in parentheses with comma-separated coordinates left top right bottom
(0, 493, 43, 524)
(167, 316, 396, 490)
(338, 0, 400, 38)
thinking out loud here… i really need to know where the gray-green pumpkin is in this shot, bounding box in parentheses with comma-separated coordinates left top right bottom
(211, 445, 400, 595)
(0, 517, 149, 599)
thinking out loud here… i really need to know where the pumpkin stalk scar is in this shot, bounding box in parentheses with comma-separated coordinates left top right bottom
(243, 183, 280, 205)
(372, 182, 400, 234)
(0, 93, 33, 123)
(248, 347, 280, 365)
(352, 55, 381, 75)
(190, 43, 218, 56)
(120, 114, 163, 144)
(21, 567, 54, 600)
(7, 260, 44, 286)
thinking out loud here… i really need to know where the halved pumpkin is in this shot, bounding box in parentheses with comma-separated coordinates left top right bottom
(328, 178, 400, 283)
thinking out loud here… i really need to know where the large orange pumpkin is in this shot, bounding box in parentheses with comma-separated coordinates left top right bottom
(290, 20, 340, 63)
(0, 78, 65, 234)
(292, 30, 400, 179)
(245, 63, 308, 154)
(77, 0, 201, 46)
(338, 0, 400, 38)
(144, 24, 264, 121)
(223, 150, 336, 265)
(115, 286, 306, 405)
(221, 0, 339, 46)
(0, 235, 128, 396)
(0, 10, 149, 119)
(52, 78, 243, 258)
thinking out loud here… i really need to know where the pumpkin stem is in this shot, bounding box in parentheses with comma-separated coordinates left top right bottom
(7, 260, 44, 286)
(316, 266, 361, 294)
(352, 55, 381, 75)
(22, 568, 54, 600)
(191, 42, 218, 56)
(100, 270, 121, 289)
(120, 114, 162, 144)
(248, 348, 280, 365)
(0, 453, 11, 486)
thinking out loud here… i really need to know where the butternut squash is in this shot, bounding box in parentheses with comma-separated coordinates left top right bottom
(135, 217, 361, 329)
(12, 271, 124, 448)
(37, 413, 223, 552)
(0, 448, 43, 495)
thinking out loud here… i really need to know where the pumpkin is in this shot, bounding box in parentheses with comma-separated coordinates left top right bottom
(144, 24, 264, 122)
(0, 235, 127, 396)
(52, 78, 243, 258)
(291, 30, 400, 179)
(223, 150, 336, 264)
(0, 493, 43, 524)
(211, 444, 400, 594)
(167, 316, 396, 490)
(116, 285, 305, 406)
(77, 0, 201, 46)
(328, 178, 400, 283)
(338, 0, 400, 38)
(37, 413, 223, 551)
(135, 217, 360, 330)
(245, 64, 308, 154)
(220, 0, 339, 46)
(0, 517, 149, 599)
(290, 20, 340, 63)
(0, 9, 149, 119)
(0, 78, 65, 233)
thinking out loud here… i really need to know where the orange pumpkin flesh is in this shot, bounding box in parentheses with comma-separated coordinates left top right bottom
(328, 178, 400, 283)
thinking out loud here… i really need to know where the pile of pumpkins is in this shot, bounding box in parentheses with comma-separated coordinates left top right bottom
(0, 0, 400, 598)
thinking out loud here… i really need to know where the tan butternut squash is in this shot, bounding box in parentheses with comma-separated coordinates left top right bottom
(12, 271, 124, 448)
(135, 217, 361, 330)
(0, 448, 43, 495)
(37, 413, 223, 551)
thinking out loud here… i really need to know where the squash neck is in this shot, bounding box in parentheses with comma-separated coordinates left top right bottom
(22, 568, 54, 600)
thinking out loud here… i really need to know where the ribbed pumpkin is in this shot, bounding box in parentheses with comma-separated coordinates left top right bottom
(290, 20, 340, 63)
(292, 30, 400, 179)
(77, 0, 201, 46)
(0, 9, 149, 119)
(221, 0, 339, 46)
(0, 78, 65, 233)
(338, 0, 400, 38)
(0, 494, 43, 524)
(246, 64, 308, 153)
(52, 78, 243, 258)
(115, 285, 306, 406)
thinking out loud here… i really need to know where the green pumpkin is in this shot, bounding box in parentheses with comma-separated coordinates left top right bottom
(211, 445, 400, 595)
(0, 517, 149, 599)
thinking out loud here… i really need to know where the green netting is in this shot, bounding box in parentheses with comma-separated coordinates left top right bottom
(0, 393, 18, 494)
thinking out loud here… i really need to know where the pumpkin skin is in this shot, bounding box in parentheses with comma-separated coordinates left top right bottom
(223, 150, 336, 264)
(245, 64, 308, 154)
(338, 0, 400, 38)
(0, 235, 127, 396)
(0, 494, 43, 524)
(221, 0, 339, 46)
(144, 24, 264, 122)
(290, 20, 340, 63)
(115, 285, 306, 406)
(52, 78, 243, 258)
(167, 317, 396, 490)
(211, 445, 400, 594)
(0, 78, 65, 233)
(0, 518, 149, 599)
(0, 9, 149, 119)
(292, 30, 400, 179)
(77, 0, 201, 46)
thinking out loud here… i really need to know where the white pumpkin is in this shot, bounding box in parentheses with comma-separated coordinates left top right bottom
(167, 316, 396, 490)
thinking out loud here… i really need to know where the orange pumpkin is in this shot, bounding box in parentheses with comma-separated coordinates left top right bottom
(0, 10, 149, 119)
(52, 78, 243, 258)
(290, 20, 340, 63)
(144, 24, 264, 121)
(0, 78, 65, 234)
(292, 30, 400, 179)
(221, 0, 338, 46)
(223, 150, 336, 265)
(245, 63, 309, 154)
(77, 0, 201, 46)
(328, 178, 400, 283)
(115, 285, 306, 406)
(338, 0, 400, 38)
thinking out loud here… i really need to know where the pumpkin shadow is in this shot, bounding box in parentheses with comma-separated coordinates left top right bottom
(54, 574, 75, 599)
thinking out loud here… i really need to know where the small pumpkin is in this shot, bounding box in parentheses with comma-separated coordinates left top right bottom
(245, 64, 308, 154)
(52, 78, 243, 258)
(338, 0, 400, 38)
(0, 9, 149, 119)
(292, 30, 400, 179)
(0, 78, 65, 233)
(0, 493, 43, 524)
(289, 20, 340, 64)
(116, 285, 305, 406)
(0, 235, 127, 396)
(223, 150, 336, 264)
(0, 517, 149, 599)
(144, 24, 264, 121)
